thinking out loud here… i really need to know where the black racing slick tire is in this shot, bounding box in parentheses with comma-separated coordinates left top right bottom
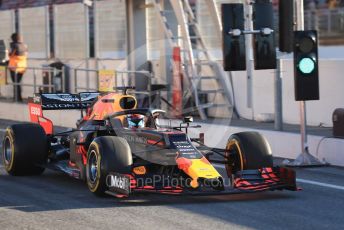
(225, 132, 273, 174)
(86, 136, 132, 196)
(2, 123, 48, 176)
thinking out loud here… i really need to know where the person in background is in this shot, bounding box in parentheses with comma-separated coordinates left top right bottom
(8, 33, 28, 102)
(327, 0, 338, 9)
(308, 0, 316, 10)
(307, 0, 319, 10)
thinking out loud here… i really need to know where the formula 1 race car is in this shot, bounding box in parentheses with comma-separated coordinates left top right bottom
(2, 88, 297, 197)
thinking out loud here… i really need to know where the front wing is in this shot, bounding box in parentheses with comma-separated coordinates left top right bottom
(105, 166, 298, 197)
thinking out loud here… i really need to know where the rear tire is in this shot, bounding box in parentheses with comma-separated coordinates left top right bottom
(225, 132, 273, 175)
(2, 123, 48, 176)
(86, 136, 132, 196)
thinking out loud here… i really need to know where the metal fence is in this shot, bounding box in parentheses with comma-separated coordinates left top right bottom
(0, 65, 159, 108)
(0, 66, 64, 101)
(73, 68, 157, 107)
(305, 8, 344, 38)
(73, 68, 152, 91)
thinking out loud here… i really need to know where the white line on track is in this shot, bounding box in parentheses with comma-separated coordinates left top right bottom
(296, 178, 344, 191)
(213, 164, 344, 191)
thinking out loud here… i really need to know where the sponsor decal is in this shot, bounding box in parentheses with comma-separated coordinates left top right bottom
(31, 106, 41, 116)
(39, 93, 99, 110)
(106, 173, 130, 195)
(173, 141, 202, 158)
(133, 166, 146, 175)
(122, 134, 148, 145)
(29, 103, 42, 117)
(43, 94, 79, 102)
(42, 103, 90, 110)
(198, 168, 211, 171)
(80, 92, 100, 101)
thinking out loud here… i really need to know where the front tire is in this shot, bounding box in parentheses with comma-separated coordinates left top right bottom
(86, 136, 132, 196)
(225, 132, 273, 176)
(2, 123, 48, 176)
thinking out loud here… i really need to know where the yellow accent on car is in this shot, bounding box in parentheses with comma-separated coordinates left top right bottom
(226, 139, 244, 171)
(5, 128, 15, 171)
(190, 179, 199, 188)
(185, 158, 221, 188)
(88, 142, 101, 193)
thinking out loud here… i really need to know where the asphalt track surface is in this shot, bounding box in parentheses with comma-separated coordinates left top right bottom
(0, 119, 343, 230)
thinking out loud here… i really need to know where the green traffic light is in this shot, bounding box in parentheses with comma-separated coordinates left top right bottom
(298, 57, 315, 74)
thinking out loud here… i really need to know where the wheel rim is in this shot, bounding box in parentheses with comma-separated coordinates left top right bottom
(3, 137, 13, 166)
(87, 150, 98, 184)
(226, 139, 244, 171)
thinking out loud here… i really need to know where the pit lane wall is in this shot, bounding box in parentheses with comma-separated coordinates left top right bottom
(231, 58, 344, 127)
(169, 119, 344, 168)
(189, 122, 344, 168)
(0, 102, 343, 167)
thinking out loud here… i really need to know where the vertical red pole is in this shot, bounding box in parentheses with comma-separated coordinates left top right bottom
(172, 47, 183, 118)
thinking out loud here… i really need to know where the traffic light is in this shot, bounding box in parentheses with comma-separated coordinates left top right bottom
(279, 0, 294, 52)
(253, 0, 276, 69)
(222, 4, 246, 71)
(293, 30, 319, 101)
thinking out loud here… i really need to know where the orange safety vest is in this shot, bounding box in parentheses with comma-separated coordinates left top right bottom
(9, 52, 27, 74)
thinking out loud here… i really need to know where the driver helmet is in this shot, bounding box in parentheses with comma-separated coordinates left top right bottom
(126, 114, 145, 128)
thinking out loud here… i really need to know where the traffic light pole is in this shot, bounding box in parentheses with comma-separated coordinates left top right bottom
(285, 0, 325, 166)
(297, 0, 309, 156)
(274, 55, 283, 131)
(245, 0, 254, 115)
(300, 100, 308, 152)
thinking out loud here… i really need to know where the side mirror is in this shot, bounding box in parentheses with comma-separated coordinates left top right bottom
(152, 109, 166, 118)
(153, 112, 161, 119)
(183, 116, 193, 123)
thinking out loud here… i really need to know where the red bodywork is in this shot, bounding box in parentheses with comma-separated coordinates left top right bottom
(28, 102, 53, 135)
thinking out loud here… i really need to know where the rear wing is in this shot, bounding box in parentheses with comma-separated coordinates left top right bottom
(30, 92, 99, 110)
(28, 92, 99, 134)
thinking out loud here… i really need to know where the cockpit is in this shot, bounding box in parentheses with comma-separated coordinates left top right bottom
(108, 109, 162, 130)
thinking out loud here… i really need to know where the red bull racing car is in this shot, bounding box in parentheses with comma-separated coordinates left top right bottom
(2, 88, 297, 197)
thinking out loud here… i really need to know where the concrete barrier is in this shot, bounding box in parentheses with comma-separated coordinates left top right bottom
(0, 101, 81, 128)
(187, 122, 344, 167)
(161, 119, 344, 167)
